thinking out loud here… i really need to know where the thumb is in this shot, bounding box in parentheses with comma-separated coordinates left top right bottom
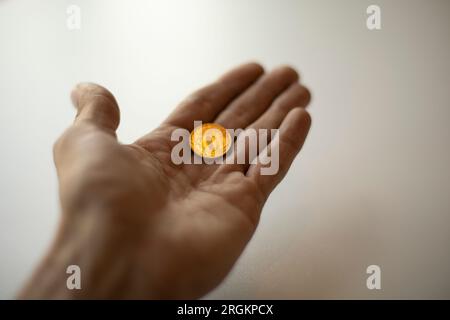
(71, 82, 120, 134)
(53, 83, 120, 166)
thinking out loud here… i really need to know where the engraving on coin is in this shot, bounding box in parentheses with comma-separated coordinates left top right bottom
(190, 123, 231, 158)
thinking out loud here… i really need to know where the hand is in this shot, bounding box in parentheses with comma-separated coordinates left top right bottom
(19, 63, 311, 299)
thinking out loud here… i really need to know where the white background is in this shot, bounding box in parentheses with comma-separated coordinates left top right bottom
(1, 0, 449, 298)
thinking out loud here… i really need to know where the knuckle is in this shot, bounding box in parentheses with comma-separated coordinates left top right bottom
(52, 136, 62, 154)
(53, 129, 72, 154)
(52, 126, 83, 155)
(52, 130, 71, 162)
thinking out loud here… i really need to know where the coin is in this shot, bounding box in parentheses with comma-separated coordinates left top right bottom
(190, 123, 231, 158)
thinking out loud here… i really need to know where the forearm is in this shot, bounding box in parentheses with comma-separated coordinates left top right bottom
(17, 213, 153, 299)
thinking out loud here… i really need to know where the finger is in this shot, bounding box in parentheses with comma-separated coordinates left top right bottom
(53, 83, 120, 167)
(246, 108, 311, 198)
(71, 82, 120, 135)
(214, 66, 299, 129)
(248, 83, 311, 131)
(163, 62, 264, 131)
(217, 83, 309, 175)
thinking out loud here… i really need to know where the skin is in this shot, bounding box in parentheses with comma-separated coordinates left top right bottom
(19, 63, 311, 299)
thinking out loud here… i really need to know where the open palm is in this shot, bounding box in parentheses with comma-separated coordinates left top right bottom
(23, 63, 311, 299)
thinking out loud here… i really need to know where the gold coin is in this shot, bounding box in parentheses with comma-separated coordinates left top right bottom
(190, 123, 231, 158)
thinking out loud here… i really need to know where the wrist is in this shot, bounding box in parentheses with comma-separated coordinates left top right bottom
(18, 213, 134, 299)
